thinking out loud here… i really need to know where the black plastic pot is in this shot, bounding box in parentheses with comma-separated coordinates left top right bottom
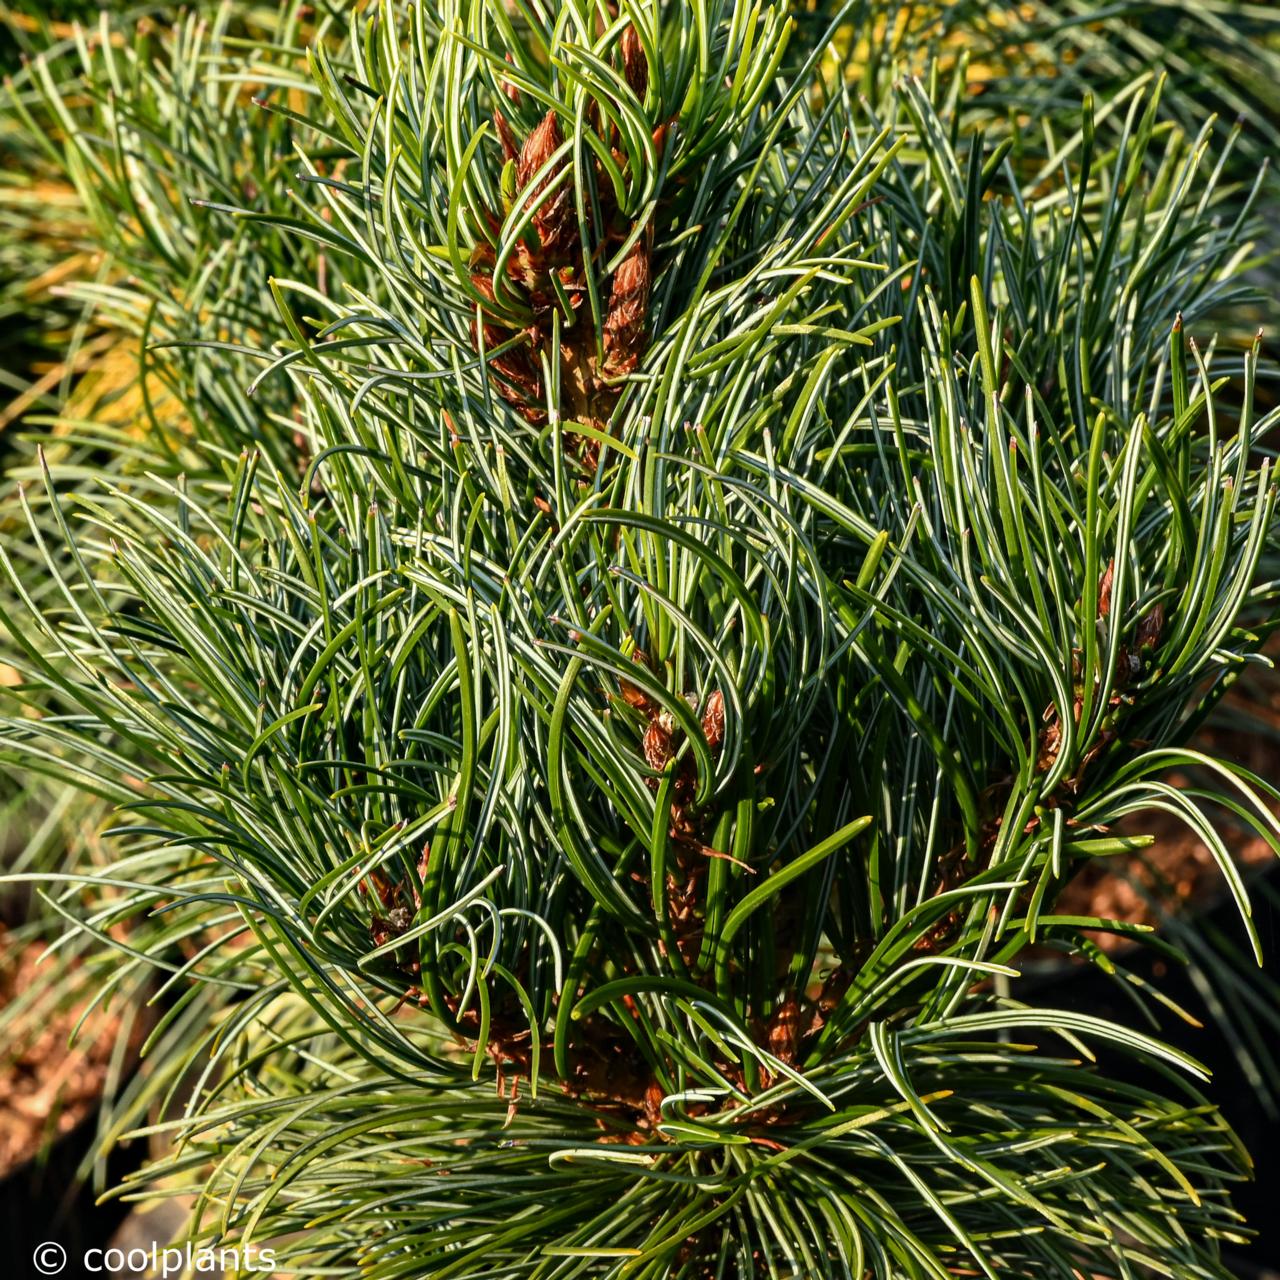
(0, 1099, 146, 1266)
(1225, 1260, 1280, 1280)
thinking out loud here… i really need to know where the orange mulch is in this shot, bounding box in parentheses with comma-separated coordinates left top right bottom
(0, 929, 124, 1176)
(1058, 664, 1280, 949)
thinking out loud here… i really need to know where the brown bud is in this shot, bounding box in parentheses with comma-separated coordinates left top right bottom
(1097, 560, 1114, 620)
(1036, 705, 1062, 773)
(603, 239, 651, 374)
(1136, 602, 1165, 652)
(369, 905, 413, 951)
(469, 277, 545, 421)
(619, 654, 652, 712)
(621, 24, 647, 100)
(518, 110, 577, 258)
(643, 717, 673, 771)
(518, 110, 560, 189)
(619, 681, 650, 711)
(701, 690, 725, 753)
(360, 868, 395, 907)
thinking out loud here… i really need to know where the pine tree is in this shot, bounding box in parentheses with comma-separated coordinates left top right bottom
(3, 2, 1280, 1276)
